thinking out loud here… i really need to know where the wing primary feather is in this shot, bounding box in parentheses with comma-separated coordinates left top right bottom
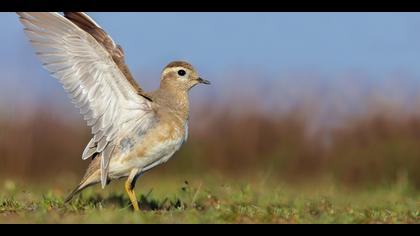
(82, 138, 97, 160)
(101, 144, 115, 188)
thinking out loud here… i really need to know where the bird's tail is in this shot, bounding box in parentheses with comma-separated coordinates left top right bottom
(64, 184, 84, 203)
(64, 174, 101, 203)
(64, 154, 101, 203)
(64, 179, 100, 203)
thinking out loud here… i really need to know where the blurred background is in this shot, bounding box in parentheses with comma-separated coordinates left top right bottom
(1, 12, 420, 190)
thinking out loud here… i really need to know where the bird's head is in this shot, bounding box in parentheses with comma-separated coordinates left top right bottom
(160, 61, 210, 92)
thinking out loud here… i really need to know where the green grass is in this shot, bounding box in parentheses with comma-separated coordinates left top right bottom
(0, 175, 419, 223)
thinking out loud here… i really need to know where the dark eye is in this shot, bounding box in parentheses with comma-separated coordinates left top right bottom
(178, 69, 186, 76)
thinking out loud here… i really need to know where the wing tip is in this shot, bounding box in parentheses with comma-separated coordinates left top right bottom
(100, 155, 108, 188)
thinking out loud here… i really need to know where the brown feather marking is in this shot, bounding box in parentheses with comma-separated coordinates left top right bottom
(63, 12, 152, 101)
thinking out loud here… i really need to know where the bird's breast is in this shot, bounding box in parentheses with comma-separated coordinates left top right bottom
(118, 120, 187, 168)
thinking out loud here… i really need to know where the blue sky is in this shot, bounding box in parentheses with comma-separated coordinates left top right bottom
(3, 13, 420, 77)
(2, 12, 420, 116)
(70, 13, 420, 76)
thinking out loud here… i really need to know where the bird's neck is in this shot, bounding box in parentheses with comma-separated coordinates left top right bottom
(155, 86, 190, 122)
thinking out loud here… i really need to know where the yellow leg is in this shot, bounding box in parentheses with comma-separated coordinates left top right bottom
(125, 179, 139, 211)
(125, 169, 140, 211)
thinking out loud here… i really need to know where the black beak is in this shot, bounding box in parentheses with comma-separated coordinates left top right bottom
(197, 77, 211, 85)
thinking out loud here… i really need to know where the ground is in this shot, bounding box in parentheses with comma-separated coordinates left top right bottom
(0, 174, 419, 223)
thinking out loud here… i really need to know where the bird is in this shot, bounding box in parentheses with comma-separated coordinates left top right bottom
(17, 12, 210, 211)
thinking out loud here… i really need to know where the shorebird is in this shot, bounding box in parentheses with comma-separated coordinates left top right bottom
(17, 12, 210, 211)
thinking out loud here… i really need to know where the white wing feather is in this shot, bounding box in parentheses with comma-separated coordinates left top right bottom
(17, 12, 155, 188)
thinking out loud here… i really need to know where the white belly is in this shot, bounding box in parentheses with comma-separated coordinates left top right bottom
(140, 136, 185, 172)
(108, 123, 187, 179)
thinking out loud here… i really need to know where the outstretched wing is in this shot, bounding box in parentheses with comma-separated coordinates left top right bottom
(62, 12, 151, 101)
(17, 12, 156, 188)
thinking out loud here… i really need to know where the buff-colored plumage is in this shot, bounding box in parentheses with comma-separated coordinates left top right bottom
(17, 12, 210, 210)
